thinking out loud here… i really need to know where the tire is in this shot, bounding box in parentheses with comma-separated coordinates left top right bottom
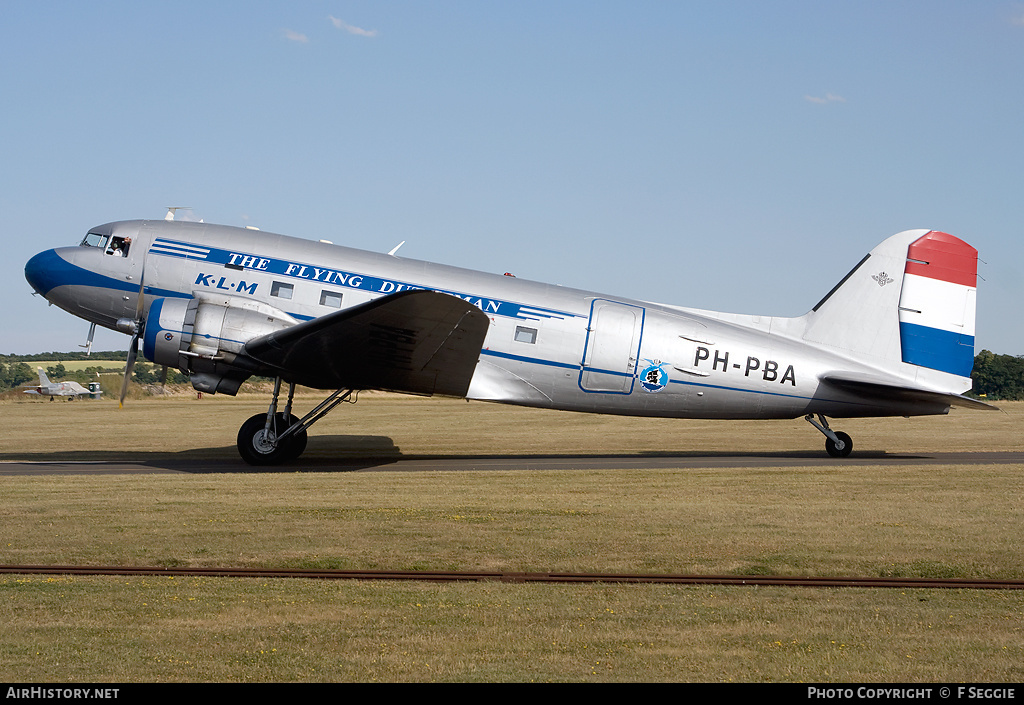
(237, 413, 306, 466)
(825, 431, 853, 458)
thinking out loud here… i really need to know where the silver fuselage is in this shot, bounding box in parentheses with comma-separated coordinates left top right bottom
(26, 219, 952, 419)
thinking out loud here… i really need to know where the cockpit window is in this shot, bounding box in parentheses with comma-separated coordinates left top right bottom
(81, 231, 130, 256)
(82, 232, 109, 249)
(105, 236, 131, 257)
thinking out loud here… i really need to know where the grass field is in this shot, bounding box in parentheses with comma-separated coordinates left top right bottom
(1, 395, 1022, 682)
(4, 390, 1022, 457)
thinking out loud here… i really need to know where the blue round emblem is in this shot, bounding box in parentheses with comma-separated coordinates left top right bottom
(640, 363, 668, 393)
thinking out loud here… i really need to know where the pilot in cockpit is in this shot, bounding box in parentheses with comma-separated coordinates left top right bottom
(106, 236, 131, 257)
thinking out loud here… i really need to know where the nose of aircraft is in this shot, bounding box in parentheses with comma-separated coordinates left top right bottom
(25, 248, 64, 297)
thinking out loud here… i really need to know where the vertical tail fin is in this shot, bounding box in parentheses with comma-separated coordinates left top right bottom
(798, 230, 978, 387)
(37, 367, 50, 385)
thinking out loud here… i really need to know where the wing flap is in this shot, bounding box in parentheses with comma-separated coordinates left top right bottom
(243, 290, 490, 396)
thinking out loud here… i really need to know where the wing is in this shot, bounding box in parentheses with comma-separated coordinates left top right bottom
(242, 290, 490, 396)
(820, 374, 998, 411)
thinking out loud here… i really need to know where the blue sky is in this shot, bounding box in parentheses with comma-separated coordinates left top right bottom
(4, 2, 1022, 355)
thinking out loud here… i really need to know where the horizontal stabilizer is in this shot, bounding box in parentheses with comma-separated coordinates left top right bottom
(243, 290, 490, 396)
(821, 374, 998, 411)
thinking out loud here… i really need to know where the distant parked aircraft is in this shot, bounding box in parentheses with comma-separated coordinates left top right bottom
(23, 368, 92, 400)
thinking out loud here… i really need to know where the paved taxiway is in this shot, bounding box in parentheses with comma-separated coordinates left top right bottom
(2, 451, 1022, 475)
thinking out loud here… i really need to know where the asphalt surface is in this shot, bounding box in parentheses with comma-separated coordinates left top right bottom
(2, 451, 1022, 475)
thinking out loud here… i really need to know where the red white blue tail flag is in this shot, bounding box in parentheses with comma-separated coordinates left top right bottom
(898, 231, 977, 377)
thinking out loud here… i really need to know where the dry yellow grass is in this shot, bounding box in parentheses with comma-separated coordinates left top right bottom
(1, 395, 1022, 682)
(2, 464, 1023, 578)
(2, 575, 1021, 682)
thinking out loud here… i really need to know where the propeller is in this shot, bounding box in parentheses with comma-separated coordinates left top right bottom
(116, 259, 148, 407)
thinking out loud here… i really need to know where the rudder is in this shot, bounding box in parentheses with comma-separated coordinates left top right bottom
(897, 231, 977, 377)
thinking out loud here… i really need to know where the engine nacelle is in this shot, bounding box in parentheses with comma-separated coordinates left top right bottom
(142, 294, 296, 394)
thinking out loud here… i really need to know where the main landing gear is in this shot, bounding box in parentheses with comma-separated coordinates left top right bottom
(805, 413, 853, 458)
(236, 378, 356, 466)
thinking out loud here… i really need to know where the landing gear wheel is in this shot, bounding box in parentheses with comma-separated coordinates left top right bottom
(237, 413, 306, 466)
(825, 431, 853, 458)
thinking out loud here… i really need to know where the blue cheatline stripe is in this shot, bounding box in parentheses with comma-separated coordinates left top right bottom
(582, 366, 633, 378)
(480, 349, 578, 370)
(668, 378, 824, 403)
(899, 322, 975, 377)
(481, 349, 642, 380)
(480, 350, 878, 407)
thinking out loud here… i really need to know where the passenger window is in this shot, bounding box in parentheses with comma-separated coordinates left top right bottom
(271, 282, 294, 299)
(320, 291, 343, 308)
(514, 326, 538, 344)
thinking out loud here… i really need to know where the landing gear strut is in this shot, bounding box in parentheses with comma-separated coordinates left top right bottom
(236, 378, 356, 466)
(805, 413, 853, 458)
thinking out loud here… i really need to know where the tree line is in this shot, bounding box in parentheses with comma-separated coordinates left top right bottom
(970, 350, 1024, 401)
(0, 352, 187, 392)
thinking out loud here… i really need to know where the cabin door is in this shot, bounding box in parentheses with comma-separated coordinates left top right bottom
(579, 300, 643, 394)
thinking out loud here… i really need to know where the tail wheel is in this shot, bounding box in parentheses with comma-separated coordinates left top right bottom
(237, 413, 307, 466)
(825, 431, 853, 458)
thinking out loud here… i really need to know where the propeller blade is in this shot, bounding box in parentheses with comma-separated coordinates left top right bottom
(119, 335, 139, 408)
